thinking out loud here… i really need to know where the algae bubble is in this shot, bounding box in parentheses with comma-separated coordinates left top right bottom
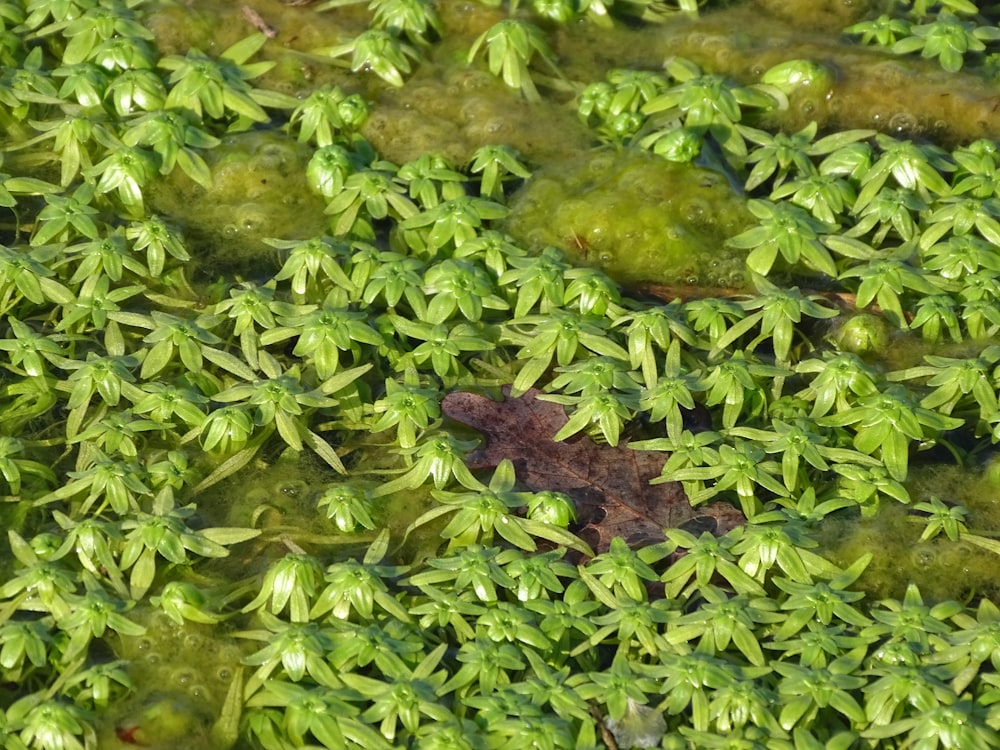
(834, 313, 891, 356)
(504, 149, 751, 287)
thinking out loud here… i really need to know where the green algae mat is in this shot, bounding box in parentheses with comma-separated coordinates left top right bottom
(7, 0, 1000, 748)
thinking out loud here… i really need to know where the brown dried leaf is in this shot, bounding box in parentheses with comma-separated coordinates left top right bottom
(442, 387, 743, 554)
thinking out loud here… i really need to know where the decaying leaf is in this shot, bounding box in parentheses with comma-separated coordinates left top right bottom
(442, 387, 744, 554)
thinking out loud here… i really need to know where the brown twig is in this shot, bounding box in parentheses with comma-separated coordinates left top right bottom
(589, 704, 619, 750)
(241, 5, 278, 39)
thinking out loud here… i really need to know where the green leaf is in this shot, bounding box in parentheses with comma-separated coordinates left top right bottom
(221, 33, 268, 64)
(199, 527, 261, 545)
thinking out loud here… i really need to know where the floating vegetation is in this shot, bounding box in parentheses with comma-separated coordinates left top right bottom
(7, 0, 1000, 748)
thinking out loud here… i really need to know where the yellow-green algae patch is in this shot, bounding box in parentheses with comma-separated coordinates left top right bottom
(361, 65, 592, 166)
(97, 607, 248, 750)
(198, 448, 439, 575)
(504, 149, 751, 286)
(148, 131, 326, 274)
(552, 5, 1000, 144)
(818, 463, 1000, 602)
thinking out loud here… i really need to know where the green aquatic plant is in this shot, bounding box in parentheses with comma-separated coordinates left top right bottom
(467, 19, 561, 103)
(288, 85, 369, 148)
(468, 145, 531, 202)
(642, 57, 777, 159)
(577, 68, 670, 145)
(12, 0, 1000, 748)
(853, 135, 954, 210)
(402, 199, 509, 258)
(709, 273, 839, 364)
(502, 308, 629, 395)
(158, 33, 288, 125)
(384, 314, 495, 379)
(318, 29, 420, 89)
(396, 154, 466, 209)
(819, 384, 963, 481)
(406, 458, 590, 553)
(368, 0, 441, 46)
(891, 11, 1000, 72)
(325, 161, 418, 236)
